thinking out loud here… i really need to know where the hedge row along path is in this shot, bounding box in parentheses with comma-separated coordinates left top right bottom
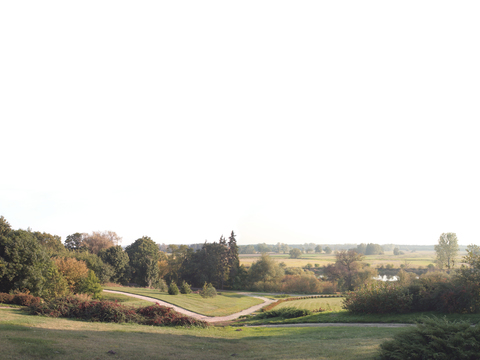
(103, 290, 276, 323)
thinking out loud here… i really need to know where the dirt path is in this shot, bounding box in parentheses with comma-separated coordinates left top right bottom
(103, 290, 275, 323)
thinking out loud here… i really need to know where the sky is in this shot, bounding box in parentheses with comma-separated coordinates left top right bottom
(1, 1, 479, 247)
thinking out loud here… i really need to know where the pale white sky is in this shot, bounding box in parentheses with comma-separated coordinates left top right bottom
(1, 1, 479, 247)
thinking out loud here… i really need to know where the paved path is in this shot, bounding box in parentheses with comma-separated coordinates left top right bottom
(103, 290, 275, 323)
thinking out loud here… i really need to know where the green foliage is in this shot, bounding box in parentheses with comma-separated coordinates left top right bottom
(393, 247, 400, 255)
(324, 246, 332, 254)
(256, 306, 312, 319)
(180, 281, 192, 294)
(168, 281, 179, 295)
(0, 216, 12, 237)
(435, 233, 459, 269)
(378, 317, 480, 360)
(289, 248, 302, 259)
(125, 236, 163, 287)
(78, 270, 103, 299)
(42, 262, 70, 299)
(315, 245, 322, 253)
(98, 245, 130, 284)
(64, 233, 87, 252)
(200, 282, 217, 298)
(0, 229, 50, 296)
(68, 251, 113, 283)
(248, 254, 284, 292)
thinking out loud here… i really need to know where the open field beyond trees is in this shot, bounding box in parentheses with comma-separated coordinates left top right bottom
(103, 286, 263, 317)
(239, 250, 466, 269)
(0, 308, 405, 360)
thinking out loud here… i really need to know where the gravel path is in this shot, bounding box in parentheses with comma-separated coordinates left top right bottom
(103, 290, 275, 323)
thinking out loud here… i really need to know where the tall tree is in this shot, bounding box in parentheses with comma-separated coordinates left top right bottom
(126, 236, 164, 287)
(324, 249, 365, 291)
(248, 254, 284, 291)
(32, 231, 65, 256)
(0, 229, 50, 295)
(98, 245, 130, 284)
(64, 233, 87, 251)
(435, 233, 459, 269)
(0, 216, 12, 237)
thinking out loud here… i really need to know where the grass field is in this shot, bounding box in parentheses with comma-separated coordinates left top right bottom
(240, 250, 466, 269)
(103, 286, 263, 317)
(273, 297, 344, 312)
(0, 307, 405, 360)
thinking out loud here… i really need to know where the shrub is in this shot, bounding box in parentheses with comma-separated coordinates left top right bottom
(378, 317, 480, 359)
(180, 281, 192, 294)
(256, 307, 312, 319)
(281, 274, 322, 294)
(0, 292, 14, 304)
(28, 296, 208, 327)
(12, 293, 43, 307)
(168, 282, 179, 295)
(77, 270, 103, 299)
(200, 282, 217, 298)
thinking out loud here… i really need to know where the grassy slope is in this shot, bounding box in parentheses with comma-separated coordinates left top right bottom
(103, 286, 263, 317)
(0, 308, 405, 360)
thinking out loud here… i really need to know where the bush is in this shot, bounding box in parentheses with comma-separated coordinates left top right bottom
(168, 282, 179, 295)
(77, 270, 103, 299)
(180, 281, 192, 294)
(28, 296, 208, 327)
(200, 282, 216, 298)
(0, 292, 14, 304)
(0, 292, 42, 306)
(281, 274, 322, 294)
(256, 307, 312, 319)
(378, 317, 480, 359)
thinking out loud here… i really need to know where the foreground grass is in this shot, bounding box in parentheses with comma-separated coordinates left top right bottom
(0, 308, 404, 360)
(103, 286, 263, 316)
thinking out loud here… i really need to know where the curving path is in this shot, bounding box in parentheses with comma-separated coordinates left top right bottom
(103, 290, 275, 323)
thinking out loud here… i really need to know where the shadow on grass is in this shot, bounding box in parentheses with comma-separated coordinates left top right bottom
(0, 313, 403, 360)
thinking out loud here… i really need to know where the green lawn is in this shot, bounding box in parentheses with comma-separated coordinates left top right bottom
(103, 286, 264, 317)
(273, 297, 345, 312)
(101, 291, 155, 307)
(0, 307, 405, 360)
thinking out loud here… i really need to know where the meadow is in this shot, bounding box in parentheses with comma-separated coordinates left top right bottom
(0, 307, 405, 360)
(103, 286, 263, 316)
(239, 250, 466, 269)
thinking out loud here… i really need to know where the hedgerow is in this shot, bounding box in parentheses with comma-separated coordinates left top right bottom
(28, 296, 208, 327)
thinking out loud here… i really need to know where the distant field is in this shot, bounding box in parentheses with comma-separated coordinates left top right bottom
(103, 286, 263, 317)
(239, 250, 466, 269)
(273, 297, 345, 312)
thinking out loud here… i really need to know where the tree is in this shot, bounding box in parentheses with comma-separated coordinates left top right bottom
(99, 245, 130, 284)
(78, 270, 103, 299)
(54, 257, 89, 292)
(0, 229, 51, 296)
(64, 233, 87, 252)
(315, 245, 322, 253)
(324, 246, 333, 254)
(200, 282, 217, 298)
(0, 216, 12, 237)
(289, 248, 302, 259)
(257, 243, 272, 253)
(168, 281, 179, 295)
(32, 231, 65, 256)
(126, 236, 164, 287)
(180, 280, 192, 294)
(365, 243, 384, 255)
(393, 247, 400, 255)
(42, 262, 69, 299)
(248, 254, 284, 291)
(82, 231, 121, 254)
(435, 233, 459, 269)
(324, 250, 365, 291)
